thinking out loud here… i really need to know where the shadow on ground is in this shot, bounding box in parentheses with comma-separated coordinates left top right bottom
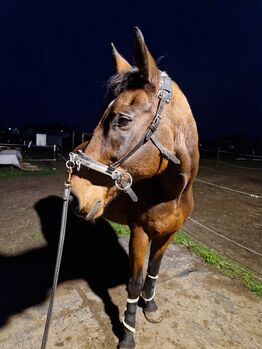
(0, 195, 129, 341)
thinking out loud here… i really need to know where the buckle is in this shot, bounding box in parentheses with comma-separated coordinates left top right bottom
(115, 172, 133, 191)
(158, 71, 172, 103)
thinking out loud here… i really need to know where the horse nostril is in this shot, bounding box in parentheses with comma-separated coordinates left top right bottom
(69, 193, 80, 213)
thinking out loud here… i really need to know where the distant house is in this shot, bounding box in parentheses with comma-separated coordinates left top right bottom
(0, 127, 22, 144)
(1, 124, 91, 149)
(23, 124, 73, 147)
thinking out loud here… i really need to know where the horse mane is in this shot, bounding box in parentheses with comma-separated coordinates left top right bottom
(106, 68, 155, 99)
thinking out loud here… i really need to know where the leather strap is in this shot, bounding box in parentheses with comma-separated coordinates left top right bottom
(108, 71, 177, 171)
(150, 134, 180, 165)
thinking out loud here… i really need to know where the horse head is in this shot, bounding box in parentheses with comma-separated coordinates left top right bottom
(70, 27, 190, 221)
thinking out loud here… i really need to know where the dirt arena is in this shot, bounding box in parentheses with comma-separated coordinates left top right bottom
(0, 160, 261, 348)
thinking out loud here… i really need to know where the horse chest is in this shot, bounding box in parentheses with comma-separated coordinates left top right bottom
(139, 201, 185, 235)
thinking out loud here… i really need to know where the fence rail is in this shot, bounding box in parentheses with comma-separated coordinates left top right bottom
(195, 178, 262, 199)
(200, 147, 262, 170)
(0, 143, 57, 170)
(200, 147, 262, 159)
(187, 217, 262, 258)
(187, 155, 262, 275)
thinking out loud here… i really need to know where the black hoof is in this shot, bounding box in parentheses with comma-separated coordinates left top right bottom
(118, 328, 135, 349)
(118, 338, 135, 349)
(139, 297, 162, 323)
(138, 297, 157, 312)
(143, 308, 162, 323)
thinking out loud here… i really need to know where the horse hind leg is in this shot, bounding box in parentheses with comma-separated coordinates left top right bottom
(140, 234, 173, 323)
(119, 225, 149, 349)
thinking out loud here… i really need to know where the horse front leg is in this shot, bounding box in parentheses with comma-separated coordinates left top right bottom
(119, 225, 149, 349)
(141, 234, 173, 323)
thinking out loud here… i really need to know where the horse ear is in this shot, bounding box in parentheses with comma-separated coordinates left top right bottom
(133, 26, 159, 84)
(111, 43, 132, 73)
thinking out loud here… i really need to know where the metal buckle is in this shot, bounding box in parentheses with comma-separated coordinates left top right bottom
(115, 172, 133, 191)
(158, 71, 172, 103)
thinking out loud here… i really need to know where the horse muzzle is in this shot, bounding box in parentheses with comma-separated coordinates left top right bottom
(70, 193, 102, 221)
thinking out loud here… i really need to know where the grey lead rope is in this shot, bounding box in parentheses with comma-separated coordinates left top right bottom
(40, 181, 71, 349)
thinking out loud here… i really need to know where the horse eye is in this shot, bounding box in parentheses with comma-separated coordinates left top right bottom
(114, 115, 132, 128)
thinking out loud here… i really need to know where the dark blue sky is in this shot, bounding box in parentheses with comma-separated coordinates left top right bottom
(0, 0, 261, 141)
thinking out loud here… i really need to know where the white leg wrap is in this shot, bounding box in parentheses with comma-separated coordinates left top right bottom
(122, 318, 136, 333)
(127, 296, 139, 304)
(141, 289, 156, 302)
(148, 274, 158, 280)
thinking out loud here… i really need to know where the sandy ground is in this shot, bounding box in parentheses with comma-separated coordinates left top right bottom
(0, 166, 261, 348)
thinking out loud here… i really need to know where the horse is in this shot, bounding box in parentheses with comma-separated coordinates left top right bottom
(69, 27, 199, 349)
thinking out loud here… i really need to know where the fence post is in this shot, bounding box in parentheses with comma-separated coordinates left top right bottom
(53, 144, 56, 170)
(216, 147, 220, 168)
(72, 131, 75, 150)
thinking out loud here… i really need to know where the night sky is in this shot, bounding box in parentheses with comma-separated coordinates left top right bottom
(0, 0, 261, 141)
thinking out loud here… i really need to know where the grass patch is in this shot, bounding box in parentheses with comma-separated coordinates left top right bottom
(174, 230, 262, 297)
(31, 232, 43, 241)
(108, 222, 262, 297)
(0, 167, 56, 179)
(108, 221, 130, 236)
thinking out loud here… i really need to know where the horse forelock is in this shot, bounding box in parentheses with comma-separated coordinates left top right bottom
(106, 69, 155, 99)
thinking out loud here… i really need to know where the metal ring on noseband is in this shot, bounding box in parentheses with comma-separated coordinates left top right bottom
(66, 159, 75, 170)
(115, 172, 133, 191)
(67, 151, 138, 202)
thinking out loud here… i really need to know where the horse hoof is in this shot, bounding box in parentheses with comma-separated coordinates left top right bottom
(118, 335, 135, 349)
(143, 309, 163, 323)
(118, 343, 135, 349)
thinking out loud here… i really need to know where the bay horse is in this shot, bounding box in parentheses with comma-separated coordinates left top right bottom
(69, 27, 199, 348)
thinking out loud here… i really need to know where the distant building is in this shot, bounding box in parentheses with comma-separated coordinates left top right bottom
(22, 123, 73, 147)
(0, 127, 22, 144)
(0, 124, 92, 150)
